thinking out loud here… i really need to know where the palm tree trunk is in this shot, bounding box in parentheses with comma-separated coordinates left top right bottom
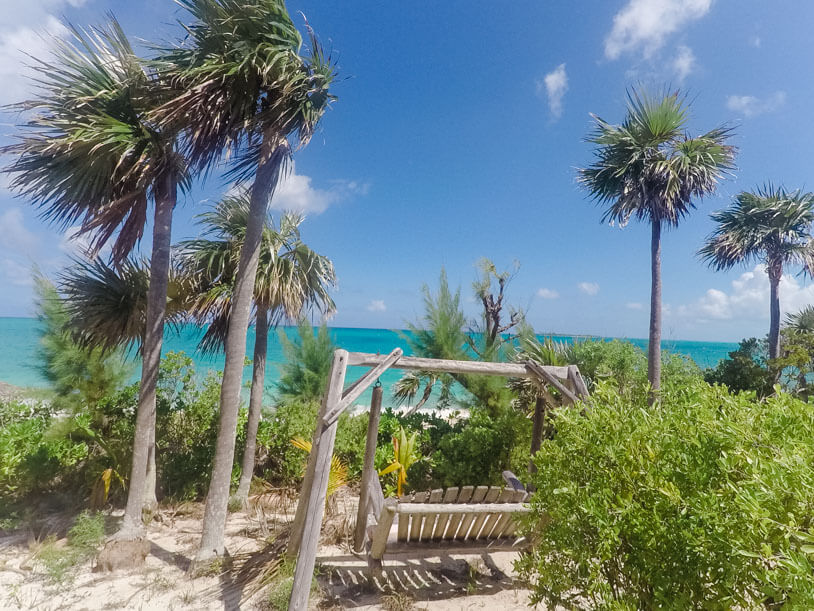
(647, 220, 662, 404)
(197, 134, 289, 562)
(120, 172, 176, 535)
(768, 261, 782, 360)
(143, 424, 157, 512)
(233, 303, 270, 507)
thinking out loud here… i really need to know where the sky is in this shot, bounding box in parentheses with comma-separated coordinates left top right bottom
(1, 0, 813, 342)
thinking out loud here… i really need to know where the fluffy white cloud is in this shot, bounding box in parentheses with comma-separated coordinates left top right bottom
(750, 35, 761, 48)
(605, 0, 712, 60)
(537, 63, 568, 119)
(270, 165, 368, 215)
(726, 91, 786, 117)
(672, 45, 695, 81)
(0, 207, 39, 256)
(676, 265, 814, 324)
(626, 302, 644, 310)
(366, 299, 386, 312)
(537, 288, 559, 299)
(0, 1, 89, 106)
(578, 282, 600, 296)
(1, 258, 34, 287)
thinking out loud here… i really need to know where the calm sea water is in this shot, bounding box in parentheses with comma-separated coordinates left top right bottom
(0, 317, 738, 406)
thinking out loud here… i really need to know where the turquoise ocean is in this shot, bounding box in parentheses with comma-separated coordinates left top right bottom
(0, 317, 738, 407)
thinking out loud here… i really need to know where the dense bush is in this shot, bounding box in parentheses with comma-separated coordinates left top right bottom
(517, 381, 814, 608)
(570, 338, 701, 399)
(705, 337, 775, 397)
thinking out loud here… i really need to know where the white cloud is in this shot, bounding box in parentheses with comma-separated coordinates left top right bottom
(578, 282, 600, 296)
(605, 0, 712, 60)
(676, 265, 814, 324)
(537, 288, 559, 299)
(0, 1, 89, 107)
(726, 91, 786, 117)
(270, 165, 368, 215)
(1, 258, 34, 287)
(672, 45, 695, 82)
(750, 35, 761, 48)
(0, 207, 39, 256)
(626, 302, 644, 310)
(537, 63, 568, 119)
(366, 299, 386, 313)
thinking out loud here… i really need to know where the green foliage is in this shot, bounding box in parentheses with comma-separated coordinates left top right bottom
(276, 320, 335, 402)
(34, 275, 129, 412)
(569, 338, 701, 400)
(154, 352, 226, 499)
(517, 381, 814, 608)
(255, 400, 319, 484)
(432, 409, 529, 488)
(704, 338, 775, 397)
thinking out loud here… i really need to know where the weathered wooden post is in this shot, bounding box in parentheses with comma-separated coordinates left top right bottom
(353, 383, 383, 552)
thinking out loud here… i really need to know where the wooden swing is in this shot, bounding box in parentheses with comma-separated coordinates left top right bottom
(285, 348, 589, 610)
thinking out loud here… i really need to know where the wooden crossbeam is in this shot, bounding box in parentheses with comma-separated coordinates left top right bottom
(525, 360, 579, 404)
(347, 351, 570, 379)
(323, 348, 403, 425)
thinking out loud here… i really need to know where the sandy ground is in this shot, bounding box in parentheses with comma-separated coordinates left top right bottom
(0, 492, 536, 610)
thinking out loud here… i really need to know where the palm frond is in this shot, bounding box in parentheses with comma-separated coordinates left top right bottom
(153, 0, 336, 181)
(3, 16, 185, 263)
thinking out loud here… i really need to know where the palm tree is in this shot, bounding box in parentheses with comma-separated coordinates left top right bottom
(699, 186, 814, 359)
(155, 0, 336, 561)
(785, 305, 814, 335)
(180, 193, 336, 507)
(578, 89, 735, 400)
(2, 19, 188, 539)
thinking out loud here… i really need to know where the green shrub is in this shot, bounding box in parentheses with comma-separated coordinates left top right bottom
(517, 381, 814, 608)
(432, 408, 529, 488)
(705, 337, 774, 397)
(255, 400, 319, 484)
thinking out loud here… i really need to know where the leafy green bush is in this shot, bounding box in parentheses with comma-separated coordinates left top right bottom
(255, 400, 319, 484)
(705, 337, 774, 397)
(432, 408, 529, 488)
(517, 381, 814, 608)
(569, 338, 701, 399)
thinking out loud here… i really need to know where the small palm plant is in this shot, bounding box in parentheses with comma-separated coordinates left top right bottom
(699, 185, 814, 359)
(290, 437, 348, 499)
(379, 427, 421, 497)
(579, 88, 735, 400)
(786, 305, 814, 335)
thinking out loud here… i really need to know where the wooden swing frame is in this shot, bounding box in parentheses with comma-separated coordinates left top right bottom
(286, 348, 589, 610)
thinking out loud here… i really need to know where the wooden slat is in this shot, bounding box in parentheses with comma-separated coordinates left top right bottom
(370, 500, 397, 560)
(491, 490, 528, 538)
(420, 489, 443, 541)
(445, 486, 473, 540)
(568, 364, 590, 398)
(480, 489, 515, 539)
(396, 503, 528, 516)
(432, 488, 459, 540)
(397, 507, 410, 542)
(456, 486, 488, 540)
(466, 487, 501, 540)
(347, 352, 570, 380)
(408, 491, 429, 542)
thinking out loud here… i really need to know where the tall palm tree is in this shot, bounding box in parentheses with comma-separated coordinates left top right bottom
(179, 193, 336, 507)
(158, 0, 334, 561)
(155, 0, 336, 561)
(699, 186, 814, 359)
(578, 89, 735, 400)
(2, 19, 188, 539)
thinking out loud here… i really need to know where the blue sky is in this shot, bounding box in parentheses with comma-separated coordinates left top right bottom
(1, 0, 813, 342)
